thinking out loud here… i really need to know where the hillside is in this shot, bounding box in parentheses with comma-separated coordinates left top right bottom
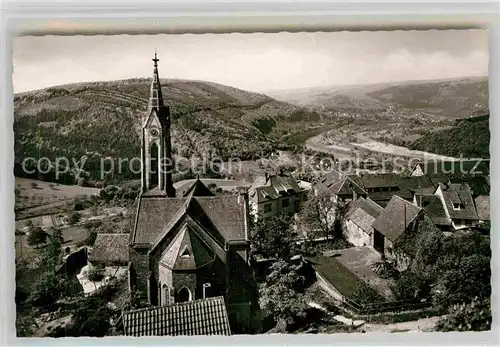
(408, 115, 490, 159)
(14, 79, 322, 185)
(269, 77, 489, 118)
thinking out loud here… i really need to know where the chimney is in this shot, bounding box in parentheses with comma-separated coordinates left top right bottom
(202, 283, 211, 299)
(419, 195, 423, 207)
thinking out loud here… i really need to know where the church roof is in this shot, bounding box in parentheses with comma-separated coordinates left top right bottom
(182, 177, 214, 197)
(159, 224, 215, 270)
(132, 195, 247, 245)
(122, 296, 231, 336)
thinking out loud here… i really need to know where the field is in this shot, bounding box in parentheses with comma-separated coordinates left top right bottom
(15, 178, 100, 213)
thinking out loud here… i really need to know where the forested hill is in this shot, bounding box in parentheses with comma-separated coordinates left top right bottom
(409, 115, 490, 159)
(14, 79, 322, 186)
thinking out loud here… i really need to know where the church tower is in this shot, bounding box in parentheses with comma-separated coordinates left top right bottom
(141, 52, 176, 197)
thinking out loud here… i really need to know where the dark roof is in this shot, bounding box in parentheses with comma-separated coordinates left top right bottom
(305, 254, 383, 301)
(89, 234, 129, 264)
(182, 178, 215, 197)
(159, 224, 215, 270)
(413, 160, 490, 176)
(362, 198, 385, 218)
(327, 176, 367, 197)
(398, 175, 436, 194)
(474, 195, 490, 221)
(347, 197, 366, 215)
(306, 255, 369, 300)
(438, 182, 478, 220)
(414, 194, 450, 226)
(249, 173, 303, 203)
(132, 195, 246, 245)
(347, 197, 383, 220)
(360, 173, 400, 189)
(315, 170, 344, 193)
(122, 296, 231, 336)
(372, 195, 422, 242)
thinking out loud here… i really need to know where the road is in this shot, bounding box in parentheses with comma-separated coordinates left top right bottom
(363, 315, 444, 333)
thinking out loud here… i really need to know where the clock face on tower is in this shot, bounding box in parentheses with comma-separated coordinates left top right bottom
(149, 128, 159, 137)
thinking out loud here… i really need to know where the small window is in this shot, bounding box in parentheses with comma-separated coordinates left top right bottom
(282, 198, 290, 208)
(264, 203, 272, 213)
(453, 203, 463, 210)
(181, 246, 190, 258)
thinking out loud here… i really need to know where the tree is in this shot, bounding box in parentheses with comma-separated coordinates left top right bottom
(251, 215, 298, 260)
(297, 190, 336, 240)
(259, 260, 310, 327)
(27, 270, 65, 306)
(67, 211, 82, 225)
(27, 227, 48, 248)
(436, 296, 491, 332)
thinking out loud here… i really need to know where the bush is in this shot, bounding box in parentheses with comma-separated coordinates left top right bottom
(88, 264, 105, 282)
(67, 212, 82, 225)
(27, 227, 48, 248)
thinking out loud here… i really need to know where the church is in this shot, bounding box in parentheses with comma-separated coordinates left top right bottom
(124, 53, 256, 334)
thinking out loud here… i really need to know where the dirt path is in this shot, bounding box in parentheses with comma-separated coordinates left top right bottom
(364, 315, 443, 333)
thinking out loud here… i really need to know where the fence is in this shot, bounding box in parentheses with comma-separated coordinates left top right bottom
(337, 295, 432, 316)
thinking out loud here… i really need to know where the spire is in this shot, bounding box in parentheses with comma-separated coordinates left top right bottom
(148, 50, 164, 110)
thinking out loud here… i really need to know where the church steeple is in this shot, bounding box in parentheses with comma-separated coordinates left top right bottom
(141, 51, 176, 197)
(148, 50, 165, 111)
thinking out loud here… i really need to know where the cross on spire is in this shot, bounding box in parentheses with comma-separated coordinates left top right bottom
(153, 49, 159, 67)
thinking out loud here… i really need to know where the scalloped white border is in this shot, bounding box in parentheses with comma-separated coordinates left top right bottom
(1, 1, 499, 345)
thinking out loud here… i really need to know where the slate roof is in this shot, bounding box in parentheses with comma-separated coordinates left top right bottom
(249, 173, 302, 203)
(132, 195, 246, 245)
(327, 176, 367, 197)
(89, 234, 129, 264)
(414, 194, 450, 227)
(182, 178, 214, 197)
(360, 173, 400, 189)
(159, 224, 215, 270)
(438, 182, 478, 220)
(372, 195, 422, 242)
(122, 296, 231, 336)
(398, 175, 436, 195)
(413, 160, 490, 177)
(474, 195, 490, 221)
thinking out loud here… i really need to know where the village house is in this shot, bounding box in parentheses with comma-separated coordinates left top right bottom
(344, 197, 384, 247)
(89, 54, 258, 335)
(371, 195, 424, 271)
(434, 181, 479, 230)
(248, 172, 306, 221)
(314, 170, 367, 203)
(413, 194, 452, 231)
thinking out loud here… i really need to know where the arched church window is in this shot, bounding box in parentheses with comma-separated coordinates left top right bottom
(162, 284, 169, 306)
(149, 142, 159, 188)
(177, 287, 192, 303)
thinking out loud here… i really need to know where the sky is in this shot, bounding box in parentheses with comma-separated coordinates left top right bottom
(13, 29, 488, 94)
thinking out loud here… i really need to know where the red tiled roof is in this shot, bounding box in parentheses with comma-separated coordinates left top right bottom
(122, 296, 231, 336)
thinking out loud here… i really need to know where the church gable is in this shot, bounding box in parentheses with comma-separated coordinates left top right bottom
(144, 108, 162, 129)
(158, 224, 216, 271)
